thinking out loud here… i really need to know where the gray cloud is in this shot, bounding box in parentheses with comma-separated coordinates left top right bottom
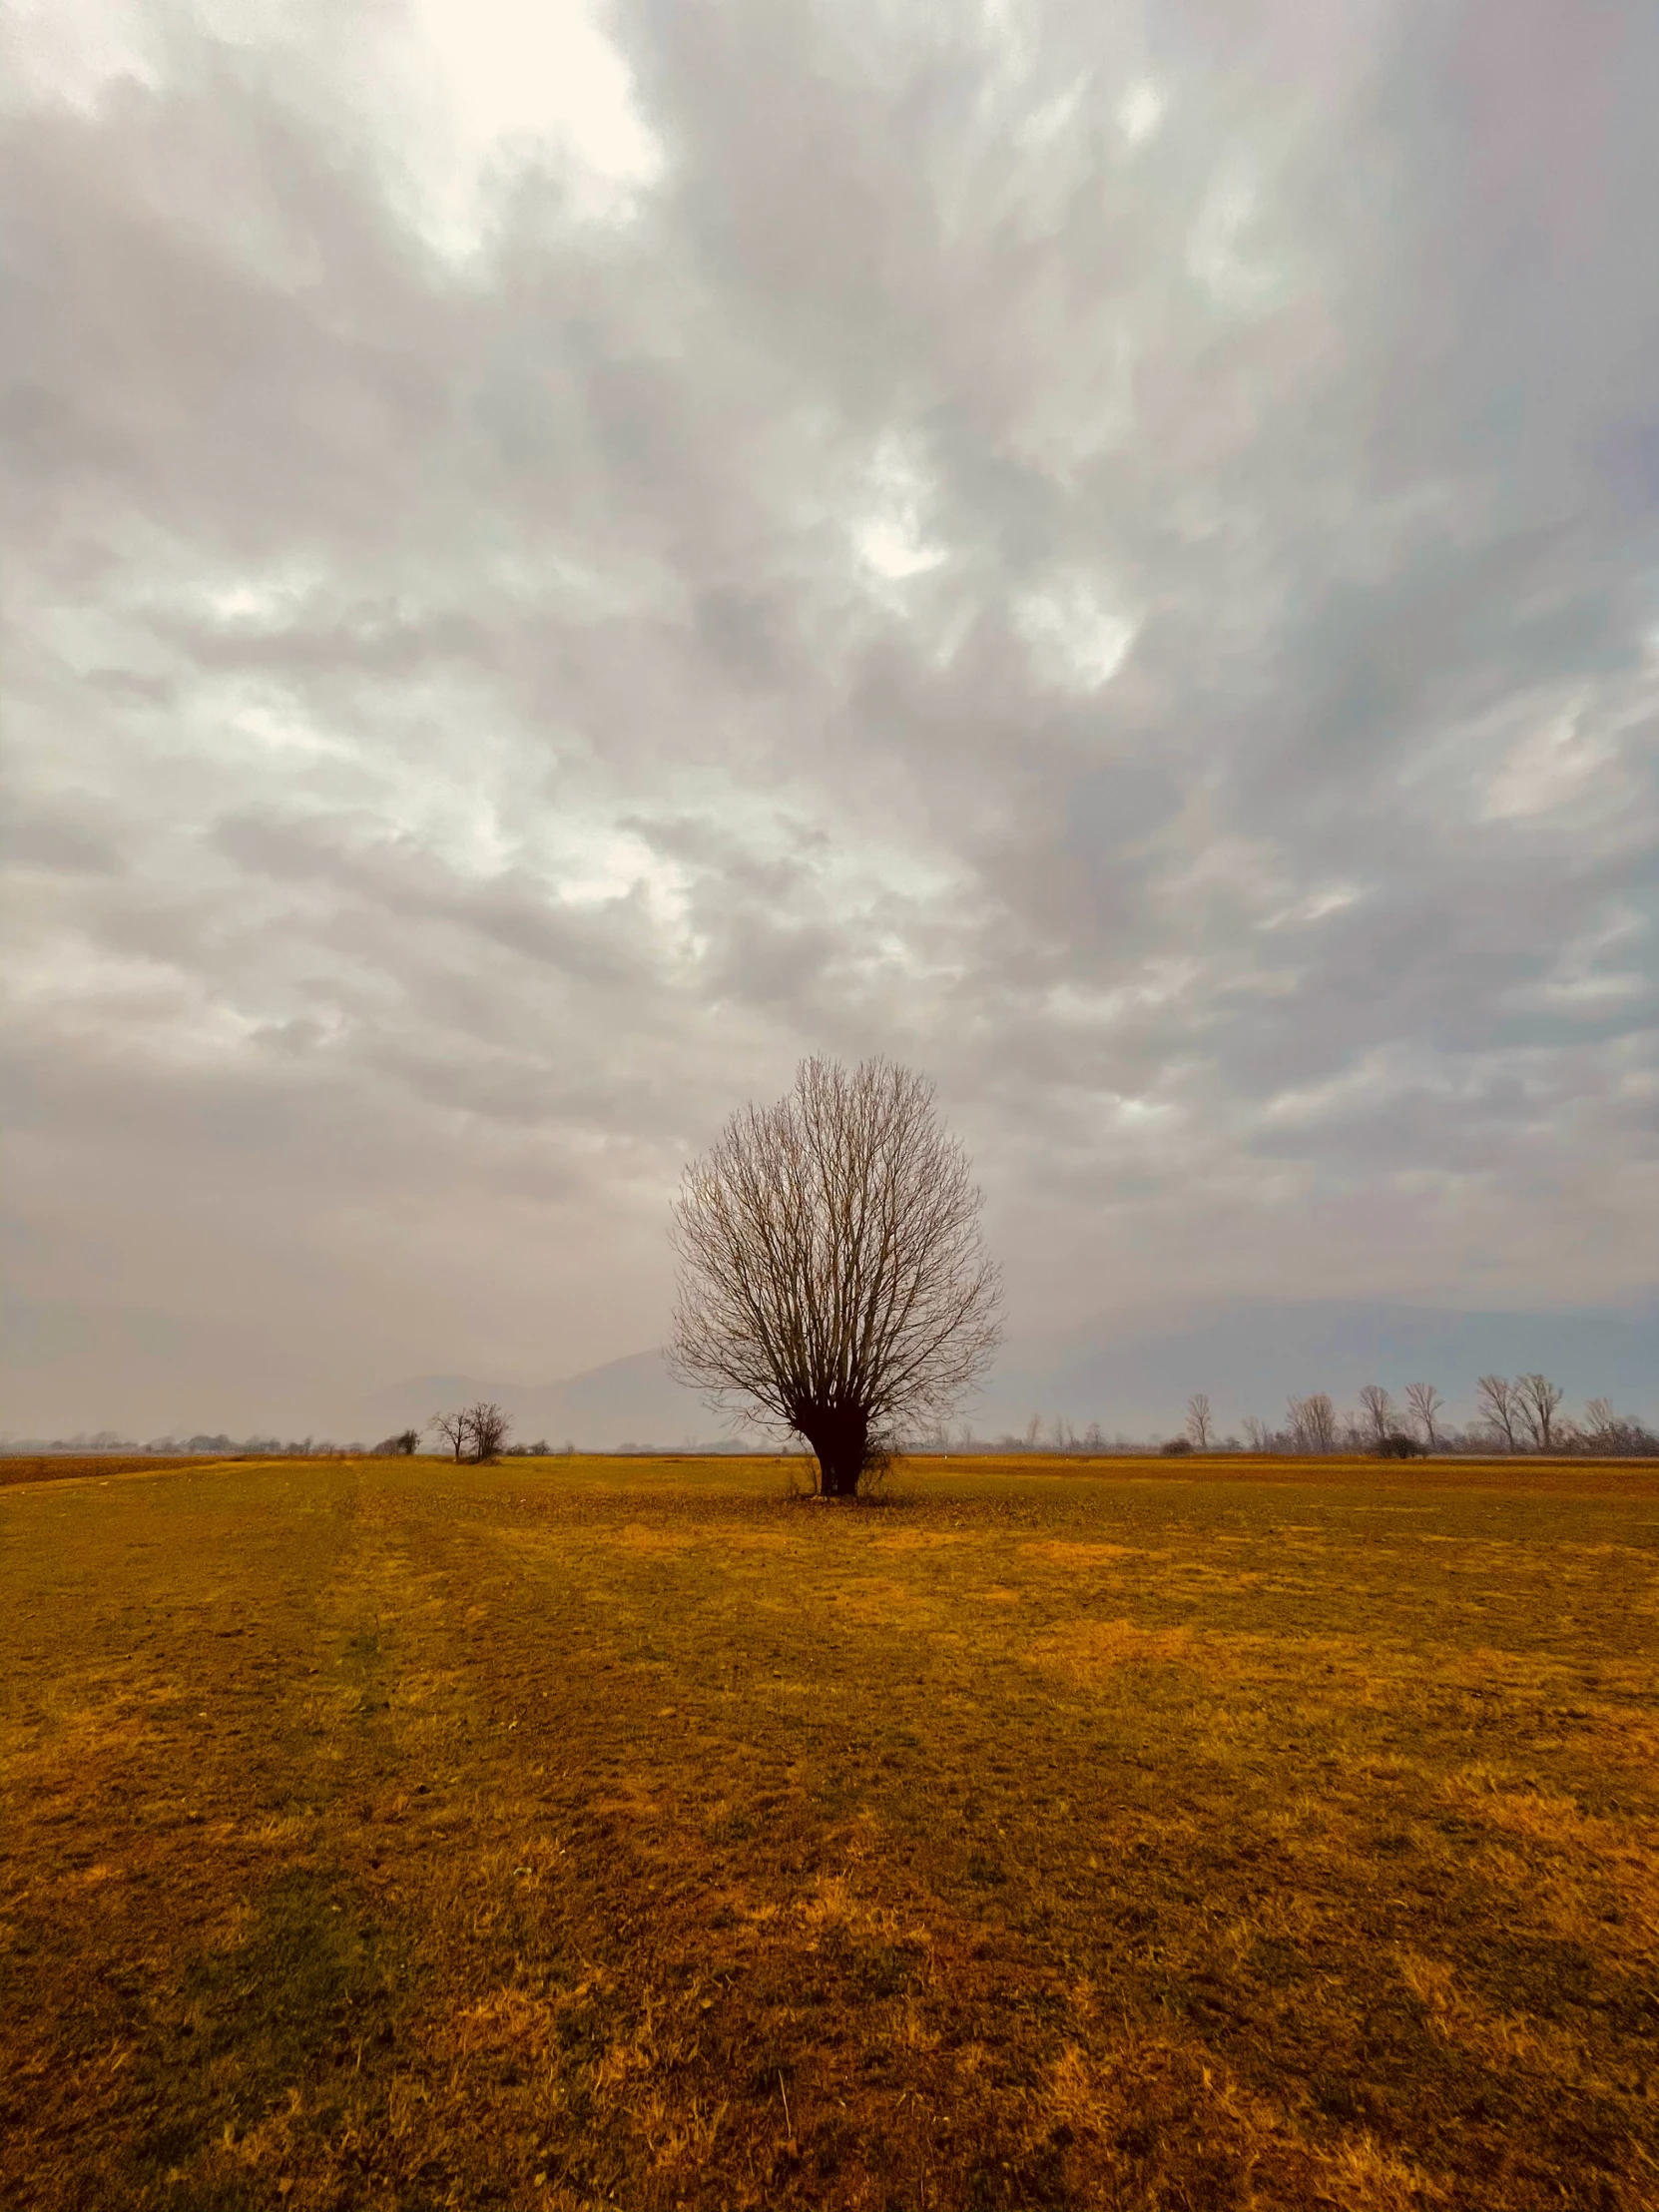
(2, 0, 1655, 1434)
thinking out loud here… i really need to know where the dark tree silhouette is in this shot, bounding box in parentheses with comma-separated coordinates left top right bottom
(1514, 1373, 1564, 1453)
(429, 1409, 470, 1462)
(429, 1404, 511, 1461)
(1403, 1382, 1443, 1452)
(1475, 1375, 1521, 1452)
(464, 1401, 510, 1462)
(1287, 1391, 1338, 1452)
(1378, 1431, 1426, 1459)
(1358, 1384, 1395, 1449)
(669, 1057, 1002, 1498)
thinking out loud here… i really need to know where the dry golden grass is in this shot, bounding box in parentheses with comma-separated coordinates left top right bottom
(3, 1450, 1657, 2210)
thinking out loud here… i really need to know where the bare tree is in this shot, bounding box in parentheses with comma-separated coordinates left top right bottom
(1287, 1391, 1338, 1453)
(466, 1400, 511, 1462)
(1514, 1373, 1564, 1454)
(1184, 1392, 1213, 1451)
(375, 1428, 421, 1456)
(1242, 1416, 1271, 1453)
(1357, 1384, 1395, 1449)
(1475, 1375, 1520, 1452)
(1402, 1382, 1443, 1452)
(429, 1408, 471, 1463)
(1310, 1392, 1339, 1451)
(426, 1404, 510, 1462)
(669, 1057, 1002, 1498)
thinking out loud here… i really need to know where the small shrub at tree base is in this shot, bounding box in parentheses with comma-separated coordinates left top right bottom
(1161, 1436, 1193, 1456)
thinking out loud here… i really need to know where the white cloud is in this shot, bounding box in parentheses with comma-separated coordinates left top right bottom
(1261, 884, 1364, 930)
(6, 0, 664, 255)
(1482, 700, 1622, 821)
(1014, 573, 1136, 692)
(852, 436, 947, 583)
(0, 0, 162, 112)
(1187, 157, 1281, 310)
(1117, 79, 1164, 149)
(393, 0, 664, 250)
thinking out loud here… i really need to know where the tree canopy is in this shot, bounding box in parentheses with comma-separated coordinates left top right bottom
(670, 1057, 1002, 1496)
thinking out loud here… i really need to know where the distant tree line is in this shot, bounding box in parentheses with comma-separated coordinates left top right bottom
(951, 1379, 1655, 1459)
(1220, 1377, 1655, 1457)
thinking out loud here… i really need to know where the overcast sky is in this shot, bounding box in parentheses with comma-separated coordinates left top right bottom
(4, 0, 1656, 1435)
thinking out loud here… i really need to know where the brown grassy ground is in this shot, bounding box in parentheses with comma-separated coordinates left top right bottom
(2, 1451, 1656, 2210)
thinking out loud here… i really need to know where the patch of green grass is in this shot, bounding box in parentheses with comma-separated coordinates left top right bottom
(2, 1451, 1657, 2208)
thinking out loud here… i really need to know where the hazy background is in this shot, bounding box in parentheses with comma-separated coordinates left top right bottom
(4, 0, 1656, 1443)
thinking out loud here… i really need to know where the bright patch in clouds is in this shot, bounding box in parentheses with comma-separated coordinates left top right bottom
(1483, 702, 1622, 822)
(1262, 884, 1365, 930)
(0, 0, 161, 109)
(857, 518, 946, 581)
(398, 0, 663, 248)
(1015, 574, 1136, 692)
(3, 0, 662, 253)
(1187, 160, 1279, 309)
(1117, 79, 1164, 147)
(853, 438, 947, 583)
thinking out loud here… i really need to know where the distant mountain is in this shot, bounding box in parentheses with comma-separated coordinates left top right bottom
(558, 1350, 720, 1445)
(359, 1298, 1655, 1451)
(351, 1351, 725, 1449)
(977, 1299, 1658, 1439)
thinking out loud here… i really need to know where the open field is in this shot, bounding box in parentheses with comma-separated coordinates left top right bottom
(3, 1453, 1657, 2210)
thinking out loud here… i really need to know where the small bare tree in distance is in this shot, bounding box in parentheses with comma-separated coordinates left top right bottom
(669, 1056, 1002, 1498)
(1185, 1392, 1213, 1450)
(466, 1401, 511, 1462)
(1514, 1373, 1564, 1453)
(1358, 1384, 1395, 1449)
(1287, 1392, 1339, 1453)
(429, 1408, 470, 1463)
(1403, 1382, 1443, 1452)
(1475, 1375, 1520, 1452)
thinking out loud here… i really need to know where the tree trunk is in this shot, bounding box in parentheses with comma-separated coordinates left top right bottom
(800, 1407, 868, 1499)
